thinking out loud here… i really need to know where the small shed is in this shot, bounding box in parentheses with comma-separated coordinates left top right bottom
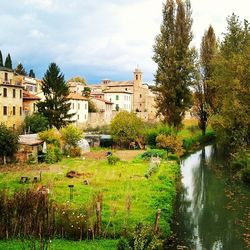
(17, 134, 44, 163)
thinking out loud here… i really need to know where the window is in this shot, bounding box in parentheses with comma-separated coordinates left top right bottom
(77, 115, 80, 120)
(140, 94, 142, 98)
(3, 106, 7, 115)
(116, 95, 119, 100)
(78, 103, 80, 110)
(125, 88, 127, 91)
(20, 107, 22, 116)
(33, 103, 36, 112)
(13, 89, 16, 98)
(3, 88, 7, 97)
(20, 90, 22, 99)
(4, 73, 8, 81)
(85, 103, 87, 110)
(136, 74, 138, 80)
(72, 103, 75, 109)
(13, 124, 16, 130)
(13, 106, 16, 115)
(85, 114, 87, 120)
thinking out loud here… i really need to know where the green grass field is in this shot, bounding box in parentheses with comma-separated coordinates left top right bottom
(0, 153, 179, 237)
(0, 239, 118, 250)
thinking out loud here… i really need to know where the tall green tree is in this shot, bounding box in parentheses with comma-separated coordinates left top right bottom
(36, 63, 74, 129)
(0, 124, 19, 164)
(29, 69, 36, 78)
(194, 25, 217, 135)
(153, 0, 195, 129)
(211, 14, 250, 152)
(4, 53, 12, 69)
(15, 63, 27, 76)
(0, 50, 3, 67)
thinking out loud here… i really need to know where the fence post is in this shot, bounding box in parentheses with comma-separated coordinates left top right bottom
(96, 202, 102, 237)
(153, 209, 161, 234)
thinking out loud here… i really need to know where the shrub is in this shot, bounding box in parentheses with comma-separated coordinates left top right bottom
(44, 145, 62, 164)
(117, 237, 130, 250)
(156, 134, 184, 157)
(145, 124, 173, 147)
(145, 162, 160, 178)
(60, 125, 83, 148)
(140, 149, 166, 160)
(241, 166, 250, 185)
(69, 147, 82, 157)
(107, 155, 120, 165)
(39, 128, 62, 147)
(23, 113, 49, 133)
(26, 155, 37, 164)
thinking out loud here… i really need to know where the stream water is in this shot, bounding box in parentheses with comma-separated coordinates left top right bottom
(169, 145, 250, 250)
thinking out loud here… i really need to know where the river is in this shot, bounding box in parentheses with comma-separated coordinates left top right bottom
(168, 145, 250, 250)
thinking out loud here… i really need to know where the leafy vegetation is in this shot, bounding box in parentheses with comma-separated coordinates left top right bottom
(0, 124, 19, 164)
(23, 113, 49, 133)
(110, 111, 144, 148)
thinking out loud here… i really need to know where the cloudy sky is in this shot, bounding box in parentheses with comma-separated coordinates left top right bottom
(0, 0, 249, 83)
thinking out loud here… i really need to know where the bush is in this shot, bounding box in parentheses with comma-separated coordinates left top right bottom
(44, 145, 62, 164)
(145, 162, 160, 178)
(23, 113, 49, 133)
(69, 147, 82, 157)
(117, 238, 130, 250)
(242, 166, 250, 185)
(26, 155, 37, 164)
(60, 125, 83, 148)
(145, 124, 173, 147)
(39, 129, 62, 147)
(140, 149, 166, 160)
(156, 134, 184, 157)
(107, 155, 120, 165)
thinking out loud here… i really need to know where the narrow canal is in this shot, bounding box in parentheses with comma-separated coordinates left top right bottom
(168, 145, 250, 250)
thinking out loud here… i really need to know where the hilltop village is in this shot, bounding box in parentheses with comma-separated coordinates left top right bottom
(0, 66, 158, 129)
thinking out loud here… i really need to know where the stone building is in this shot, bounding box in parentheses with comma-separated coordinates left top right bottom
(89, 68, 157, 121)
(0, 67, 24, 129)
(23, 90, 41, 116)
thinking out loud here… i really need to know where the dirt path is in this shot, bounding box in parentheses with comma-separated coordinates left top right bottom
(115, 150, 145, 161)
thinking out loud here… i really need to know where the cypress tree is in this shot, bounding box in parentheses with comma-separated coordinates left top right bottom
(4, 53, 12, 69)
(153, 0, 195, 129)
(15, 63, 27, 76)
(36, 63, 74, 129)
(0, 50, 3, 67)
(29, 69, 36, 78)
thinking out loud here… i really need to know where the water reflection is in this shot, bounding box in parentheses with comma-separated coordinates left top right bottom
(171, 145, 250, 250)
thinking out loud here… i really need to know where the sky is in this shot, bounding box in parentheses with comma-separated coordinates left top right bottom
(0, 0, 249, 83)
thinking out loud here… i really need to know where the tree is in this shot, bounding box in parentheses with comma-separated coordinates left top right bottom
(60, 124, 83, 148)
(153, 0, 195, 129)
(36, 63, 74, 129)
(88, 100, 97, 113)
(194, 25, 217, 135)
(211, 14, 250, 152)
(15, 63, 27, 76)
(68, 76, 86, 85)
(24, 113, 49, 133)
(29, 69, 36, 78)
(0, 124, 19, 164)
(83, 86, 91, 97)
(4, 53, 12, 69)
(0, 50, 3, 67)
(110, 111, 144, 148)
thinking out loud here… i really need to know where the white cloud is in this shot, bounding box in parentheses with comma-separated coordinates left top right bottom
(1, 0, 250, 81)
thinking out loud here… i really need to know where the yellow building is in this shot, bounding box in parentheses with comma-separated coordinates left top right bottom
(0, 67, 24, 129)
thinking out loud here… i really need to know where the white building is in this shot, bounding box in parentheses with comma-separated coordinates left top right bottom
(103, 90, 132, 112)
(66, 93, 88, 126)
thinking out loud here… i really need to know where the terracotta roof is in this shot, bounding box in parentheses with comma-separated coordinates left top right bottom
(23, 91, 41, 100)
(67, 93, 88, 101)
(103, 90, 133, 94)
(104, 81, 134, 87)
(92, 97, 113, 105)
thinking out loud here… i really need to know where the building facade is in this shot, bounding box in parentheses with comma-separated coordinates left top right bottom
(0, 67, 24, 129)
(66, 93, 88, 126)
